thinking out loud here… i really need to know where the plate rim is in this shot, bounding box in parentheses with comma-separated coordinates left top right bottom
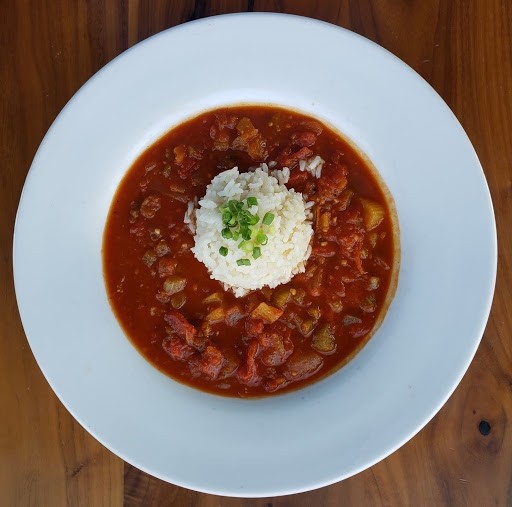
(13, 12, 497, 497)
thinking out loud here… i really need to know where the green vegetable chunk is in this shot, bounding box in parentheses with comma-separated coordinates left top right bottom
(262, 212, 275, 225)
(219, 196, 276, 265)
(221, 228, 232, 239)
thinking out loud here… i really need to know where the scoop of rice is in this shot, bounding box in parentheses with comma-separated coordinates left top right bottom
(191, 166, 313, 297)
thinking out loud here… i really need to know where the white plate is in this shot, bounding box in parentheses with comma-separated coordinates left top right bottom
(14, 13, 496, 497)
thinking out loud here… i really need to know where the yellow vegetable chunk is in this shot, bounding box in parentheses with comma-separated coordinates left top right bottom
(359, 197, 385, 231)
(251, 302, 283, 323)
(272, 287, 292, 309)
(311, 324, 336, 354)
(205, 306, 225, 324)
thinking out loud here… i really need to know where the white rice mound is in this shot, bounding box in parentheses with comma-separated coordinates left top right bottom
(190, 166, 313, 297)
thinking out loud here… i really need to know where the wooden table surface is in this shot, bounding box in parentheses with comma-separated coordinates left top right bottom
(1, 1, 511, 505)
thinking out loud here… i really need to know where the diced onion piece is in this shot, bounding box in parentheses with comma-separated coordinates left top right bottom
(292, 288, 306, 304)
(319, 211, 331, 232)
(272, 287, 292, 309)
(171, 292, 187, 309)
(307, 306, 321, 320)
(202, 292, 223, 305)
(251, 302, 283, 324)
(328, 299, 343, 313)
(343, 314, 362, 326)
(360, 294, 377, 313)
(311, 324, 336, 354)
(142, 250, 157, 267)
(300, 319, 316, 336)
(367, 276, 380, 290)
(163, 276, 187, 295)
(368, 232, 378, 248)
(359, 197, 385, 231)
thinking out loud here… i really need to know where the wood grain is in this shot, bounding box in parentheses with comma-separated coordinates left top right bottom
(1, 1, 510, 505)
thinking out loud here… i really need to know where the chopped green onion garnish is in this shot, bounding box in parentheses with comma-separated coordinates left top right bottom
(241, 227, 252, 241)
(221, 228, 232, 239)
(219, 198, 276, 265)
(262, 212, 275, 225)
(256, 232, 268, 245)
(228, 200, 239, 213)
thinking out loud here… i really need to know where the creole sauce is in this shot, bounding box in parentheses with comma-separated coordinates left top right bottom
(103, 105, 398, 397)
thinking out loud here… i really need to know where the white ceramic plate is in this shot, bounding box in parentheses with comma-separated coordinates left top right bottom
(14, 13, 496, 497)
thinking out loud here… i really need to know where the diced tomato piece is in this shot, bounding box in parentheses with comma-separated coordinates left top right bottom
(158, 257, 177, 278)
(263, 376, 288, 393)
(213, 131, 230, 151)
(337, 231, 365, 273)
(245, 318, 264, 338)
(225, 305, 244, 327)
(291, 131, 317, 147)
(283, 352, 323, 381)
(236, 117, 259, 140)
(188, 146, 204, 160)
(347, 324, 371, 339)
(258, 330, 294, 367)
(344, 208, 363, 226)
(312, 243, 337, 258)
(164, 310, 198, 347)
(300, 120, 323, 135)
(287, 170, 309, 187)
(162, 336, 195, 361)
(277, 146, 314, 168)
(237, 340, 261, 386)
(374, 256, 390, 270)
(217, 352, 239, 380)
(177, 158, 198, 179)
(214, 112, 235, 130)
(140, 195, 161, 219)
(231, 117, 268, 160)
(197, 345, 225, 380)
(173, 145, 186, 165)
(317, 164, 348, 201)
(155, 290, 170, 304)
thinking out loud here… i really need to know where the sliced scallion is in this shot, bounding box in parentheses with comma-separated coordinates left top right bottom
(218, 197, 275, 264)
(262, 212, 275, 225)
(221, 228, 232, 239)
(222, 211, 232, 224)
(256, 232, 268, 245)
(241, 227, 252, 241)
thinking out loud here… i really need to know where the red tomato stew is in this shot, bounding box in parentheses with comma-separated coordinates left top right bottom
(103, 105, 399, 397)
